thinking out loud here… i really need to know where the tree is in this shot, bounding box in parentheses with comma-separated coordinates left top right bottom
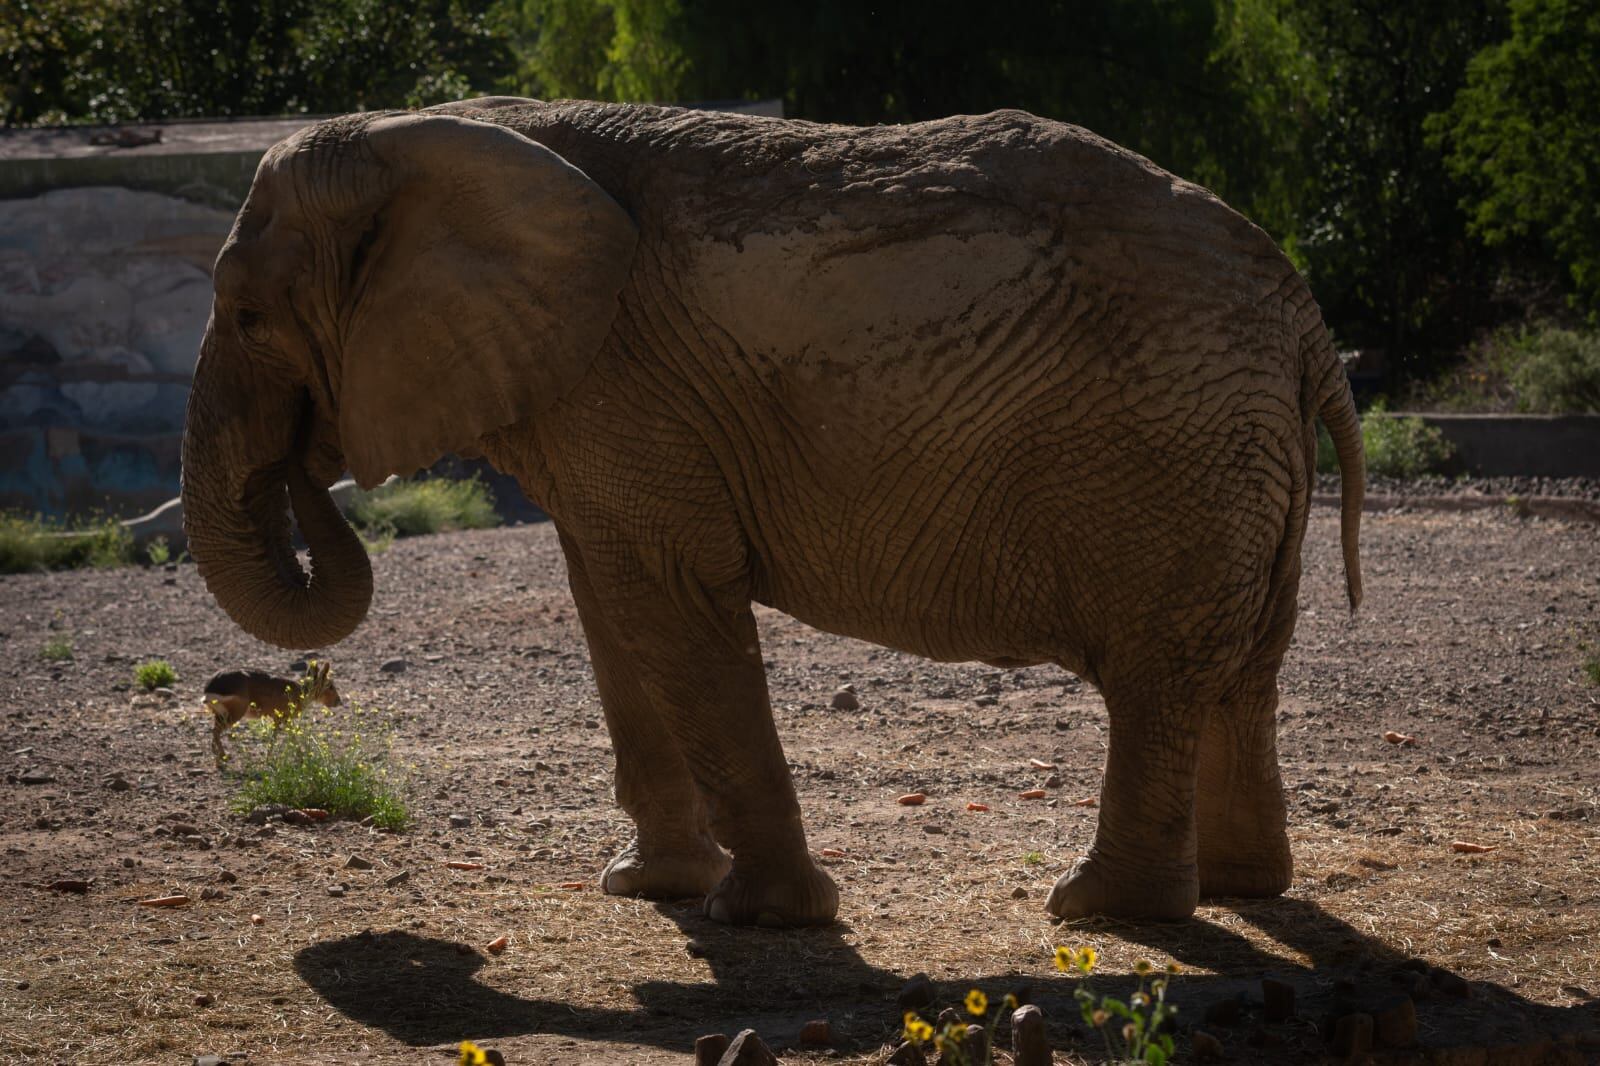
(1432, 0, 1600, 317)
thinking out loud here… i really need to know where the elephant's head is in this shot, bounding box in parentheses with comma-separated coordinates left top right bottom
(182, 111, 637, 649)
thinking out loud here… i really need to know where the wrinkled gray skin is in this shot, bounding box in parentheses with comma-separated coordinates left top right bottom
(182, 98, 1364, 925)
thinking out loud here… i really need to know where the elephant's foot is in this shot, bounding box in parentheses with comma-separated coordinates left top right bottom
(1198, 835, 1292, 899)
(703, 856, 839, 927)
(1046, 852, 1199, 921)
(601, 836, 730, 900)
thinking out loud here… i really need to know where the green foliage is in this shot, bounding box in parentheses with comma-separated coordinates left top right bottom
(1317, 402, 1455, 477)
(229, 703, 410, 830)
(144, 536, 171, 566)
(40, 632, 74, 662)
(1058, 947, 1180, 1065)
(0, 512, 133, 574)
(1582, 654, 1600, 687)
(347, 474, 500, 539)
(1432, 0, 1600, 316)
(1022, 850, 1045, 867)
(134, 659, 178, 690)
(1412, 324, 1600, 413)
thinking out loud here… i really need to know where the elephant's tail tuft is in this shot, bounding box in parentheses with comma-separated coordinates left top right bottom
(1310, 335, 1364, 613)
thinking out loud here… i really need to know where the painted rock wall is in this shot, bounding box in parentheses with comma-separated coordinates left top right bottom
(0, 187, 233, 515)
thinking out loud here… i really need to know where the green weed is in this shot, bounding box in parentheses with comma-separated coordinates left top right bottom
(1058, 947, 1180, 1065)
(1582, 655, 1600, 687)
(1022, 850, 1045, 866)
(145, 536, 171, 565)
(228, 702, 409, 830)
(40, 633, 74, 662)
(1317, 400, 1455, 478)
(134, 659, 177, 690)
(1414, 324, 1600, 414)
(0, 512, 133, 574)
(346, 474, 500, 539)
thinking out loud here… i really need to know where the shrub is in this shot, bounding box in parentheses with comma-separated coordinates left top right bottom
(134, 659, 177, 690)
(145, 536, 171, 566)
(1503, 327, 1600, 414)
(0, 513, 133, 574)
(228, 703, 409, 830)
(1317, 401, 1455, 478)
(40, 633, 74, 662)
(346, 475, 500, 539)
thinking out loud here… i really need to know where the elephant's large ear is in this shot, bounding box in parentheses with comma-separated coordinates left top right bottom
(332, 113, 636, 486)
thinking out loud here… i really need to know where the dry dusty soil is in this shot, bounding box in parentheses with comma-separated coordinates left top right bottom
(2, 506, 1598, 1064)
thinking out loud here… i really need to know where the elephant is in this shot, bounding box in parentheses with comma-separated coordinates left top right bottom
(181, 97, 1363, 926)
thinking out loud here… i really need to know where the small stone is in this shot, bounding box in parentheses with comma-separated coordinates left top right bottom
(199, 887, 227, 901)
(343, 854, 373, 870)
(379, 658, 408, 674)
(937, 1007, 961, 1031)
(448, 814, 472, 829)
(1262, 977, 1296, 1020)
(694, 1033, 730, 1066)
(47, 878, 91, 894)
(326, 884, 346, 898)
(104, 775, 132, 791)
(830, 687, 860, 711)
(716, 1028, 778, 1065)
(1204, 996, 1243, 1026)
(215, 870, 238, 884)
(121, 857, 135, 869)
(194, 992, 214, 1007)
(280, 810, 314, 827)
(1331, 1012, 1373, 1057)
(153, 687, 175, 699)
(886, 1042, 927, 1066)
(959, 1024, 987, 1062)
(798, 1018, 831, 1045)
(1011, 1003, 1050, 1066)
(1192, 1029, 1224, 1060)
(1011, 885, 1028, 900)
(897, 973, 935, 1011)
(243, 805, 287, 826)
(250, 914, 264, 925)
(193, 1056, 226, 1066)
(19, 772, 55, 785)
(384, 870, 411, 887)
(1372, 995, 1417, 1047)
(1044, 773, 1062, 788)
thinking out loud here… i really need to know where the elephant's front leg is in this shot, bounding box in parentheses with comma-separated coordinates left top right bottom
(564, 537, 730, 900)
(573, 544, 839, 927)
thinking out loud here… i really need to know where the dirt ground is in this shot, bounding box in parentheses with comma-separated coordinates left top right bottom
(2, 505, 1597, 1064)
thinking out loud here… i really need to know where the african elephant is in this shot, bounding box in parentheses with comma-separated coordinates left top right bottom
(181, 98, 1363, 925)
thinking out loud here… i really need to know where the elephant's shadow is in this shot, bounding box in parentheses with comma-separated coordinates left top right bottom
(293, 898, 1597, 1057)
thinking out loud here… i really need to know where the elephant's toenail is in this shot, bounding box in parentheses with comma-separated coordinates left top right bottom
(705, 896, 730, 923)
(755, 910, 784, 928)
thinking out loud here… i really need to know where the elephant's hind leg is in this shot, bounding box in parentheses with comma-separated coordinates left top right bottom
(1196, 564, 1299, 899)
(564, 537, 730, 900)
(1047, 664, 1209, 921)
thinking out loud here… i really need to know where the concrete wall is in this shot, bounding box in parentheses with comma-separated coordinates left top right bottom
(1389, 412, 1600, 479)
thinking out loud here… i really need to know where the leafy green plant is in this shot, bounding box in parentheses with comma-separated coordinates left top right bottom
(1057, 946, 1180, 1065)
(1583, 656, 1600, 687)
(1022, 850, 1045, 866)
(40, 633, 74, 662)
(133, 659, 177, 690)
(0, 512, 133, 574)
(228, 702, 410, 830)
(347, 475, 500, 539)
(1319, 400, 1454, 477)
(145, 536, 171, 566)
(1411, 325, 1600, 413)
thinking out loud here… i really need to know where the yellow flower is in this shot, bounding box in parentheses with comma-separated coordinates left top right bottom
(1131, 991, 1149, 1008)
(965, 988, 988, 1016)
(1054, 946, 1074, 972)
(903, 1012, 933, 1044)
(1003, 993, 1019, 1009)
(1091, 1009, 1109, 1027)
(1076, 946, 1098, 974)
(457, 1041, 488, 1066)
(1133, 959, 1153, 975)
(1166, 961, 1182, 975)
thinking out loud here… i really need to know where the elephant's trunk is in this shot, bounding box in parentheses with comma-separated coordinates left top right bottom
(181, 325, 373, 650)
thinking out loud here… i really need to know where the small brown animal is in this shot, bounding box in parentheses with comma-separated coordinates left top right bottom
(205, 661, 339, 767)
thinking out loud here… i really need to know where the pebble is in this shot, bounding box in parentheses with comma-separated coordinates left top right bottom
(193, 992, 213, 1007)
(886, 1043, 927, 1066)
(1261, 977, 1296, 1021)
(897, 973, 935, 1011)
(19, 772, 55, 785)
(1043, 773, 1062, 789)
(343, 854, 374, 870)
(249, 914, 264, 925)
(104, 775, 132, 791)
(47, 878, 91, 894)
(449, 814, 473, 828)
(798, 1018, 831, 1045)
(379, 658, 408, 674)
(326, 884, 346, 898)
(830, 688, 860, 711)
(384, 870, 411, 887)
(1011, 886, 1028, 900)
(280, 810, 314, 827)
(694, 1034, 730, 1066)
(1331, 1012, 1373, 1057)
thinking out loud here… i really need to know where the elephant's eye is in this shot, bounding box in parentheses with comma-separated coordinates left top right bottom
(236, 308, 270, 344)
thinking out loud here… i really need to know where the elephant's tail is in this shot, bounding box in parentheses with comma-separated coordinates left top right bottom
(1309, 331, 1364, 613)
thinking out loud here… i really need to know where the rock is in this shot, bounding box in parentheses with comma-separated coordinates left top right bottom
(1011, 1003, 1050, 1066)
(694, 1033, 730, 1066)
(1204, 996, 1243, 1026)
(215, 870, 238, 884)
(193, 992, 213, 1007)
(937, 1007, 961, 1031)
(961, 1024, 987, 1062)
(19, 772, 55, 785)
(193, 1056, 228, 1066)
(379, 658, 408, 674)
(897, 973, 936, 1011)
(885, 1042, 927, 1066)
(104, 775, 132, 791)
(448, 814, 472, 829)
(716, 1029, 777, 1065)
(1192, 1029, 1225, 1060)
(199, 887, 227, 901)
(1011, 885, 1028, 899)
(243, 805, 287, 826)
(1371, 995, 1417, 1048)
(343, 854, 373, 870)
(1331, 1012, 1373, 1058)
(280, 810, 314, 827)
(1044, 773, 1063, 789)
(1262, 976, 1296, 1021)
(384, 870, 410, 887)
(326, 884, 346, 898)
(47, 878, 91, 893)
(798, 1019, 831, 1045)
(830, 687, 860, 711)
(153, 687, 175, 699)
